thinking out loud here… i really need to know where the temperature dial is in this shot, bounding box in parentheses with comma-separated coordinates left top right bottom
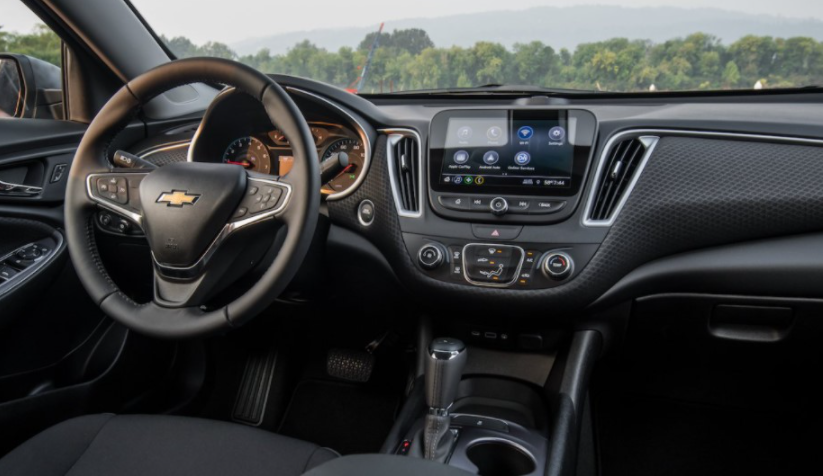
(541, 251, 573, 280)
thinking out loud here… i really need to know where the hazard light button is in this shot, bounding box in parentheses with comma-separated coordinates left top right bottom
(471, 224, 522, 240)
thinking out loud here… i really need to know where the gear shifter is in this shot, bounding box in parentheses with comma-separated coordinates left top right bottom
(423, 337, 467, 461)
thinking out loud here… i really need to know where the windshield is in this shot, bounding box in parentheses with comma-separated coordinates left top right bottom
(133, 1, 822, 93)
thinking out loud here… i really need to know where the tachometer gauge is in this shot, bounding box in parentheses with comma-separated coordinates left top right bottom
(321, 138, 365, 195)
(222, 136, 271, 174)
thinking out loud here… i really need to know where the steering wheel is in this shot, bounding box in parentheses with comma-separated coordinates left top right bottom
(65, 58, 320, 339)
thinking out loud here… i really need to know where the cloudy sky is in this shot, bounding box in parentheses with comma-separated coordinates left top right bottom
(3, 0, 822, 44)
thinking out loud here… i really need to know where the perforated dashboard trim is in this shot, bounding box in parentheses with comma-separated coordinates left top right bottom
(329, 130, 823, 310)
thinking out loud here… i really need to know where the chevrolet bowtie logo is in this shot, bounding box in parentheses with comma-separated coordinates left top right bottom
(156, 190, 200, 207)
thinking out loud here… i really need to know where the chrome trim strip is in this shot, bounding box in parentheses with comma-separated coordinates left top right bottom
(286, 87, 373, 201)
(85, 173, 149, 228)
(381, 128, 424, 219)
(582, 134, 659, 227)
(153, 176, 292, 278)
(461, 243, 525, 288)
(0, 180, 43, 196)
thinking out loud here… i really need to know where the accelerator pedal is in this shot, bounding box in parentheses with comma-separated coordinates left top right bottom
(232, 348, 277, 426)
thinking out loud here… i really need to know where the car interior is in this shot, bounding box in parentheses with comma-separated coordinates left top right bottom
(1, 0, 823, 475)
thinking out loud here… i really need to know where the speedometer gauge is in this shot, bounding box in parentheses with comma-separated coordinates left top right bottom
(321, 138, 365, 195)
(222, 136, 271, 174)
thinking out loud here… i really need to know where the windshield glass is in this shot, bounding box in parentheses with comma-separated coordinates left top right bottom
(128, 0, 823, 93)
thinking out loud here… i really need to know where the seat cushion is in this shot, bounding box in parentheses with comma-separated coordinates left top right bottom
(0, 414, 338, 476)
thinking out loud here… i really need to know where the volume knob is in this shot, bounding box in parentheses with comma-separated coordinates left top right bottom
(489, 197, 508, 216)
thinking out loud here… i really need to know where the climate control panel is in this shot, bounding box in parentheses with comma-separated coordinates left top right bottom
(404, 234, 598, 289)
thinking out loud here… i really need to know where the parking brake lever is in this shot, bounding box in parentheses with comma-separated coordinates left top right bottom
(423, 337, 467, 461)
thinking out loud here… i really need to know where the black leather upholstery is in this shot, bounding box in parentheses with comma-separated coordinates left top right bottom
(0, 414, 337, 476)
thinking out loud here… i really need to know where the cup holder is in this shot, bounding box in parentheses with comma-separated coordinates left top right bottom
(466, 439, 537, 476)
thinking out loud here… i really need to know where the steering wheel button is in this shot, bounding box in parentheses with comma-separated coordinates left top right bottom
(262, 194, 271, 202)
(248, 186, 259, 195)
(234, 207, 248, 218)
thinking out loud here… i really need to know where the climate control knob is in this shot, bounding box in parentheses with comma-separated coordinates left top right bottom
(541, 251, 573, 280)
(418, 243, 445, 270)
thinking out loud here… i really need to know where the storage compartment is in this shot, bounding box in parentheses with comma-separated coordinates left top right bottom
(466, 439, 537, 476)
(452, 377, 547, 429)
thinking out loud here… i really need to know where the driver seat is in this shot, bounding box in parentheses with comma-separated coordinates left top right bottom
(0, 414, 338, 476)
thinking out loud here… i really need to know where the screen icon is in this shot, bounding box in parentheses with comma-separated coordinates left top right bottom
(453, 176, 463, 184)
(475, 176, 485, 185)
(465, 176, 474, 185)
(453, 150, 470, 164)
(517, 126, 534, 140)
(483, 151, 500, 165)
(487, 126, 503, 141)
(549, 126, 566, 142)
(514, 151, 531, 166)
(457, 126, 473, 141)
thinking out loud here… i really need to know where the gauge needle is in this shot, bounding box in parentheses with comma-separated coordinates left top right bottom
(332, 164, 355, 180)
(226, 160, 252, 168)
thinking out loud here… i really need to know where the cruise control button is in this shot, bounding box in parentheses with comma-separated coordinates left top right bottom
(530, 200, 567, 214)
(439, 195, 470, 211)
(471, 224, 522, 240)
(233, 207, 248, 219)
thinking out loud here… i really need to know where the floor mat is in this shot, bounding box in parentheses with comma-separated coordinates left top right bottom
(278, 379, 400, 455)
(595, 393, 813, 476)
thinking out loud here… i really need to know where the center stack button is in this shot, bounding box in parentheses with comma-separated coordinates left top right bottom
(462, 244, 524, 286)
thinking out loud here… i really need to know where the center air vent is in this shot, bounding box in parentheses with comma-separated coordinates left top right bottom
(386, 131, 422, 217)
(586, 135, 659, 225)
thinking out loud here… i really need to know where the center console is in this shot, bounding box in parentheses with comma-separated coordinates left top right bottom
(407, 109, 598, 290)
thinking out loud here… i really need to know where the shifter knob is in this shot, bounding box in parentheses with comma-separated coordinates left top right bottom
(425, 337, 467, 411)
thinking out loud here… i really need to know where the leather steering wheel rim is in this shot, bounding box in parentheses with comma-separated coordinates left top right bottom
(65, 58, 320, 339)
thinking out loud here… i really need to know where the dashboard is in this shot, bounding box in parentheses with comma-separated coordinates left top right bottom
(119, 76, 823, 313)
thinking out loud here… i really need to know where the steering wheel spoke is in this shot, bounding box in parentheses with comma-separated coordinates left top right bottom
(86, 170, 149, 230)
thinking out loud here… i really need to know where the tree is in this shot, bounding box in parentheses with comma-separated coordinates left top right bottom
(722, 61, 741, 88)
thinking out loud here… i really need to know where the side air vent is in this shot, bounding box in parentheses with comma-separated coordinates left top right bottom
(386, 131, 422, 217)
(586, 135, 659, 225)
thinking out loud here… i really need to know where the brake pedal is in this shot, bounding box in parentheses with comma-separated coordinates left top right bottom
(232, 348, 277, 426)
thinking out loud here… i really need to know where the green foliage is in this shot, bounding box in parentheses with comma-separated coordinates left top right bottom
(0, 24, 61, 66)
(196, 29, 823, 92)
(6, 24, 823, 93)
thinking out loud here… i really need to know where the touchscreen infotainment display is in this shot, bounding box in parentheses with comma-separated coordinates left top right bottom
(438, 110, 574, 191)
(429, 109, 596, 201)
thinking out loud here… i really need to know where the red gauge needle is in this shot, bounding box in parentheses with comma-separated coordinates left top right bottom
(330, 164, 355, 181)
(226, 160, 252, 168)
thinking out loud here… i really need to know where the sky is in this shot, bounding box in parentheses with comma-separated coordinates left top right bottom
(3, 0, 823, 45)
